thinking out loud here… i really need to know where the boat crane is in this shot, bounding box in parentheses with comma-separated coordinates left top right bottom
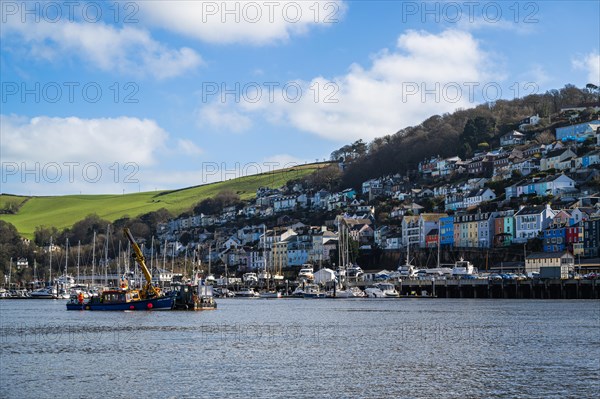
(123, 227, 161, 299)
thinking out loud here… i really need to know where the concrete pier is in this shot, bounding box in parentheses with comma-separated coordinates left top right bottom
(355, 279, 600, 299)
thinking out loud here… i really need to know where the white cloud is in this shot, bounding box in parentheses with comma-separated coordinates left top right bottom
(176, 139, 204, 156)
(137, 0, 347, 45)
(263, 154, 310, 168)
(573, 51, 600, 86)
(244, 29, 499, 142)
(1, 115, 168, 165)
(0, 115, 202, 194)
(455, 16, 536, 35)
(196, 103, 253, 133)
(2, 19, 202, 79)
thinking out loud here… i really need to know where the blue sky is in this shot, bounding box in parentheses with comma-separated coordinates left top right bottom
(1, 0, 599, 195)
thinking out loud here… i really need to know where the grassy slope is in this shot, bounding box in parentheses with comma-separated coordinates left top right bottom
(0, 163, 326, 238)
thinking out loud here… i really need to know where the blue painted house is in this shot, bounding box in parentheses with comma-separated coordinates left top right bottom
(543, 226, 566, 252)
(555, 120, 600, 141)
(439, 216, 454, 247)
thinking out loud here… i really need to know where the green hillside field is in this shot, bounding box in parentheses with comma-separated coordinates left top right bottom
(0, 163, 328, 239)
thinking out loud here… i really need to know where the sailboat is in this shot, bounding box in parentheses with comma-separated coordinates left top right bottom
(55, 238, 74, 299)
(30, 245, 56, 298)
(332, 219, 365, 298)
(397, 242, 418, 278)
(206, 245, 215, 283)
(259, 225, 281, 298)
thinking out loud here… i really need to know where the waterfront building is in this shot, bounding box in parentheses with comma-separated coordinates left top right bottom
(525, 251, 574, 274)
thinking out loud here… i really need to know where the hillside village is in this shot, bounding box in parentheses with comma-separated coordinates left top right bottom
(150, 105, 600, 277)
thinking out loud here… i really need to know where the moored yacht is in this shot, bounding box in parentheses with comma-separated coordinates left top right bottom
(377, 283, 399, 297)
(333, 286, 365, 298)
(303, 284, 326, 298)
(451, 258, 478, 277)
(297, 265, 314, 281)
(259, 291, 282, 299)
(235, 287, 260, 298)
(30, 287, 56, 299)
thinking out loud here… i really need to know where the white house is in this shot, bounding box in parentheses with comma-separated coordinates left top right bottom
(500, 130, 526, 147)
(273, 195, 297, 212)
(514, 205, 556, 243)
(540, 148, 577, 171)
(518, 114, 541, 130)
(463, 188, 496, 209)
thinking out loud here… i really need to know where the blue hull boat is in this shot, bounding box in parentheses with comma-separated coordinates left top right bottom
(66, 295, 174, 311)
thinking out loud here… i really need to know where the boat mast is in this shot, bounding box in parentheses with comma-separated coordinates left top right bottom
(208, 245, 212, 276)
(77, 240, 81, 285)
(150, 236, 154, 278)
(91, 231, 96, 288)
(117, 241, 122, 279)
(171, 241, 175, 274)
(264, 224, 270, 291)
(126, 241, 131, 274)
(184, 248, 188, 278)
(104, 225, 109, 287)
(49, 236, 53, 286)
(64, 237, 69, 282)
(8, 258, 12, 289)
(437, 230, 441, 268)
(163, 238, 167, 273)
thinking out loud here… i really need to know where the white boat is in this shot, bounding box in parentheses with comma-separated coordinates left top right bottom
(242, 272, 258, 284)
(347, 265, 363, 279)
(377, 283, 399, 297)
(297, 265, 314, 281)
(56, 274, 75, 288)
(303, 284, 326, 298)
(235, 288, 260, 298)
(257, 270, 271, 281)
(416, 268, 452, 279)
(259, 291, 282, 299)
(56, 289, 71, 299)
(397, 244, 418, 278)
(292, 286, 306, 297)
(30, 287, 56, 299)
(451, 258, 478, 277)
(365, 283, 399, 298)
(333, 286, 365, 298)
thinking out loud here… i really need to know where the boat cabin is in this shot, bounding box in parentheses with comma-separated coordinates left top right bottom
(100, 290, 140, 303)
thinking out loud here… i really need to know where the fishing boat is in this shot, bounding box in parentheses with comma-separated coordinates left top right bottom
(171, 272, 217, 310)
(66, 228, 175, 311)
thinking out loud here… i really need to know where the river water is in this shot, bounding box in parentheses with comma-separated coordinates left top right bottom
(1, 298, 598, 398)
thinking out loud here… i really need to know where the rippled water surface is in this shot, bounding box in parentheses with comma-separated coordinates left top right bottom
(1, 298, 599, 398)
